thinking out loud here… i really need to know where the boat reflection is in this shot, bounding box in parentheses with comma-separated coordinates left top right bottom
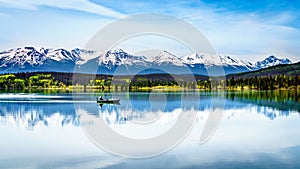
(0, 91, 299, 130)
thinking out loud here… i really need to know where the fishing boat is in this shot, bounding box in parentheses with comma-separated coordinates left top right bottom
(96, 98, 120, 104)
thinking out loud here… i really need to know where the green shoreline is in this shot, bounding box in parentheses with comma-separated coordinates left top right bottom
(0, 72, 299, 92)
(1, 86, 299, 93)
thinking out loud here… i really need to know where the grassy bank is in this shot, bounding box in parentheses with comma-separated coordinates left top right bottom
(0, 72, 299, 92)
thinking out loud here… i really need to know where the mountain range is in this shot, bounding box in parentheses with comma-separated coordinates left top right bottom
(0, 46, 293, 75)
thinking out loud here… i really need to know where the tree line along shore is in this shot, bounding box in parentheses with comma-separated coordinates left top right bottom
(0, 72, 299, 91)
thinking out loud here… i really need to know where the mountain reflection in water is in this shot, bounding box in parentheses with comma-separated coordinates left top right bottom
(0, 91, 299, 129)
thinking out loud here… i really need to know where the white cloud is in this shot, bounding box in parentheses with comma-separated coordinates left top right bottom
(175, 5, 300, 62)
(0, 0, 125, 18)
(0, 0, 299, 62)
(0, 0, 36, 10)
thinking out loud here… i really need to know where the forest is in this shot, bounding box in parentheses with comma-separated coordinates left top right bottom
(0, 72, 299, 91)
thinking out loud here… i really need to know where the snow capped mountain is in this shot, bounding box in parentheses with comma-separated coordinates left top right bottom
(219, 55, 255, 69)
(183, 53, 254, 69)
(97, 49, 149, 69)
(0, 47, 85, 67)
(149, 50, 185, 66)
(0, 47, 95, 73)
(0, 47, 47, 67)
(255, 55, 292, 69)
(0, 46, 294, 75)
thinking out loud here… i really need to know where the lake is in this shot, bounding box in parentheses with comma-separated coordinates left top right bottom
(0, 90, 300, 169)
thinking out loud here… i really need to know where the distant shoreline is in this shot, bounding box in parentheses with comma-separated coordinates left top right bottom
(0, 86, 299, 93)
(0, 72, 299, 91)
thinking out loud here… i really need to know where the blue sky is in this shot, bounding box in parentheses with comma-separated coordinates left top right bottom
(0, 0, 299, 62)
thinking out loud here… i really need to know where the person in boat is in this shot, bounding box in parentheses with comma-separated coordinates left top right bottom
(98, 96, 104, 101)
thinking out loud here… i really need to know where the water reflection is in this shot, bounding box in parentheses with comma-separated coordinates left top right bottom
(226, 90, 300, 112)
(0, 91, 299, 129)
(0, 102, 80, 130)
(0, 91, 300, 168)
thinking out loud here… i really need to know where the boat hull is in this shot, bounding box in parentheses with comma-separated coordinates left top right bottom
(96, 99, 120, 104)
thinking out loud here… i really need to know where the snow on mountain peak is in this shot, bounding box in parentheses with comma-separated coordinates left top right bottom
(255, 55, 292, 69)
(219, 55, 254, 69)
(0, 47, 96, 68)
(183, 53, 254, 69)
(0, 46, 48, 67)
(183, 53, 204, 64)
(97, 49, 149, 69)
(148, 50, 185, 66)
(0, 46, 294, 74)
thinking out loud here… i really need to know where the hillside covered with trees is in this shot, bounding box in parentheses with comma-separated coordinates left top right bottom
(225, 62, 300, 90)
(0, 62, 299, 91)
(227, 62, 300, 78)
(0, 72, 209, 91)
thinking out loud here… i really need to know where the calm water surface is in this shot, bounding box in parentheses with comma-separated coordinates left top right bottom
(0, 91, 299, 169)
